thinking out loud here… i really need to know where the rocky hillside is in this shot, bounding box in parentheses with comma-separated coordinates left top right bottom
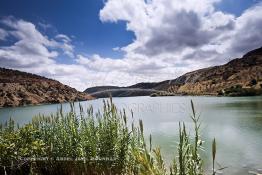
(85, 47, 262, 97)
(159, 47, 262, 96)
(0, 68, 93, 107)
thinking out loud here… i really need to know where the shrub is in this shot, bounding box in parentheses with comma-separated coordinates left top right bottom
(250, 79, 257, 86)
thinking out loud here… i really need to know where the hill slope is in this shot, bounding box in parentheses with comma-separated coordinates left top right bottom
(85, 47, 262, 97)
(156, 47, 262, 95)
(0, 68, 93, 107)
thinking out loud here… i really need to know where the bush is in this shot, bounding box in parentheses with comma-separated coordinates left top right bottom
(250, 79, 257, 86)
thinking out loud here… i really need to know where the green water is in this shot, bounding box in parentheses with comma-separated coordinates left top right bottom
(1, 96, 262, 174)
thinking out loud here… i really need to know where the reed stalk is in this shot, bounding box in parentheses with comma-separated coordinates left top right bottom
(0, 99, 217, 175)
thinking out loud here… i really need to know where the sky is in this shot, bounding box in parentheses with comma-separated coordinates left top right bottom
(0, 0, 262, 91)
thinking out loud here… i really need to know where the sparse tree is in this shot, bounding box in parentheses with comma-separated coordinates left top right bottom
(250, 79, 257, 86)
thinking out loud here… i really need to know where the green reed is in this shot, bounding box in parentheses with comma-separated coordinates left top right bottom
(0, 99, 217, 175)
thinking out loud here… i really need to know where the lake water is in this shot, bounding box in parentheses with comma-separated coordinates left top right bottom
(1, 96, 262, 174)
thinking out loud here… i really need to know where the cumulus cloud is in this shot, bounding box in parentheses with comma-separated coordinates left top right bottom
(0, 17, 87, 89)
(0, 17, 75, 67)
(100, 0, 225, 57)
(1, 1, 262, 91)
(228, 4, 262, 56)
(0, 18, 57, 67)
(99, 0, 262, 72)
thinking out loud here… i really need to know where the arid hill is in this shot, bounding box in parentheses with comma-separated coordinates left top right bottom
(158, 47, 262, 96)
(85, 47, 262, 97)
(0, 68, 93, 107)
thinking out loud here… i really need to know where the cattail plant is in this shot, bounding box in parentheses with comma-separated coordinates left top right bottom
(212, 138, 216, 175)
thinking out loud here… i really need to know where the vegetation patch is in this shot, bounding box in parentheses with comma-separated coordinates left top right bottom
(218, 84, 262, 97)
(0, 99, 219, 175)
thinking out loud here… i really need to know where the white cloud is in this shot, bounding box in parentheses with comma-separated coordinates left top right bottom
(56, 34, 71, 43)
(0, 18, 57, 67)
(101, 0, 232, 58)
(0, 18, 85, 89)
(0, 28, 8, 40)
(227, 4, 262, 56)
(99, 0, 262, 75)
(38, 22, 53, 30)
(1, 1, 262, 91)
(0, 17, 75, 67)
(76, 54, 129, 72)
(112, 47, 120, 51)
(55, 34, 74, 58)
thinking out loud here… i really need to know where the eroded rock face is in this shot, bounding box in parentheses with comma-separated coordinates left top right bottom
(0, 68, 94, 107)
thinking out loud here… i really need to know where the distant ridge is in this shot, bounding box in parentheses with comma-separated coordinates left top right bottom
(85, 47, 262, 97)
(0, 68, 93, 107)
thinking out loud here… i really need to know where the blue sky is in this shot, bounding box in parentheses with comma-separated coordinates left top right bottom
(0, 0, 259, 58)
(0, 0, 134, 59)
(216, 0, 261, 16)
(0, 0, 262, 90)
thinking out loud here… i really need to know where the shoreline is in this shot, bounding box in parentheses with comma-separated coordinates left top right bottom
(1, 94, 262, 109)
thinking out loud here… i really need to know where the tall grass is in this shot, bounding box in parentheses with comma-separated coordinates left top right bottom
(0, 99, 217, 175)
